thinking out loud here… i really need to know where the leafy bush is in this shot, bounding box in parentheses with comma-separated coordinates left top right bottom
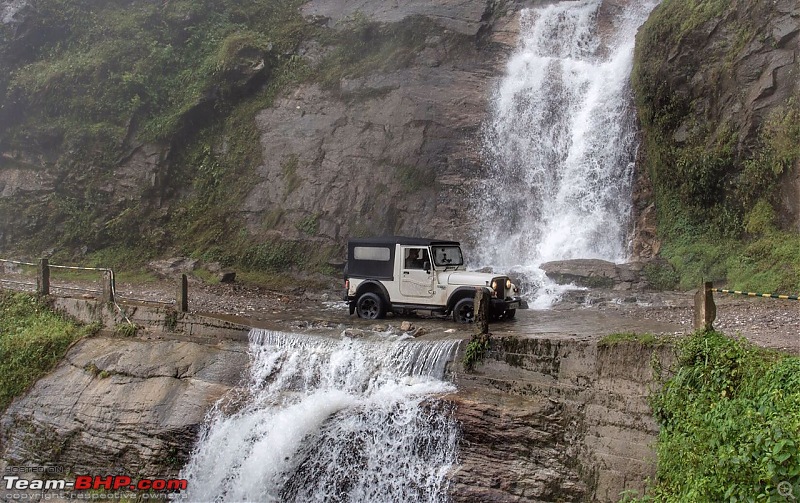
(643, 262, 680, 291)
(642, 331, 800, 501)
(463, 335, 490, 372)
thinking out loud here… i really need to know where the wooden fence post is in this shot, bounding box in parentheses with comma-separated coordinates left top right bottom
(37, 258, 49, 295)
(694, 281, 716, 331)
(177, 274, 188, 312)
(102, 270, 114, 303)
(474, 287, 490, 336)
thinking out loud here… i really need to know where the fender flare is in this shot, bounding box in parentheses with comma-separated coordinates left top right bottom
(446, 286, 489, 312)
(354, 280, 392, 308)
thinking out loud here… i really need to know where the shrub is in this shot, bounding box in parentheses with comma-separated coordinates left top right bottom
(643, 331, 800, 501)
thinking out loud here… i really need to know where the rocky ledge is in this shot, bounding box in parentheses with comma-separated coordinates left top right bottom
(540, 259, 656, 291)
(0, 335, 249, 477)
(449, 336, 676, 502)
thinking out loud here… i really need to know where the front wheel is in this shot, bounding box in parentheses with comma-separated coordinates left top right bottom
(452, 298, 474, 323)
(356, 292, 386, 320)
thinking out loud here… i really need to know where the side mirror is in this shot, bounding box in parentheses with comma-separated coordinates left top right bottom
(423, 261, 431, 273)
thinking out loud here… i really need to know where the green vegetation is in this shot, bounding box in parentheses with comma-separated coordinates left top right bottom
(0, 0, 314, 270)
(635, 330, 800, 501)
(463, 335, 490, 372)
(114, 322, 138, 337)
(84, 362, 101, 377)
(642, 262, 680, 291)
(598, 332, 668, 347)
(316, 14, 444, 91)
(295, 213, 320, 236)
(164, 309, 178, 332)
(282, 154, 302, 197)
(3, 0, 307, 153)
(633, 0, 800, 294)
(0, 291, 100, 411)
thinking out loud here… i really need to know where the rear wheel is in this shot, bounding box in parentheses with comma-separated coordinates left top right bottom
(452, 298, 474, 323)
(356, 292, 386, 319)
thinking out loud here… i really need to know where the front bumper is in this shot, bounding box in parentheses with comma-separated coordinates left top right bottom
(490, 296, 527, 313)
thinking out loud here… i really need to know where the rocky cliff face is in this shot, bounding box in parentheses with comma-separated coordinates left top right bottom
(1, 335, 671, 503)
(1, 0, 797, 280)
(449, 337, 673, 502)
(630, 0, 800, 256)
(0, 0, 522, 261)
(203, 0, 522, 248)
(0, 300, 672, 502)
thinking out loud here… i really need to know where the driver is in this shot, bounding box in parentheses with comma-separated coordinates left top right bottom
(405, 249, 426, 269)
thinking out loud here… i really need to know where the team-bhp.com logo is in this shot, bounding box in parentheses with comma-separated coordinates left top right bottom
(4, 474, 187, 498)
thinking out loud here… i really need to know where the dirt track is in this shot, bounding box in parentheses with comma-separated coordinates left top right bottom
(2, 272, 797, 353)
(119, 278, 800, 354)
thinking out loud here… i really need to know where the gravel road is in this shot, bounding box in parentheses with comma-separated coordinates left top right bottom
(3, 271, 797, 353)
(115, 278, 799, 354)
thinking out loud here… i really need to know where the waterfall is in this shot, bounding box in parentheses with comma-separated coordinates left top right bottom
(181, 329, 461, 502)
(475, 0, 659, 306)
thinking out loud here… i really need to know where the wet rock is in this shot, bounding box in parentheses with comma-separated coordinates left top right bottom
(633, 0, 800, 232)
(448, 394, 588, 502)
(242, 0, 514, 246)
(341, 328, 366, 338)
(410, 327, 426, 338)
(540, 259, 650, 290)
(0, 336, 248, 477)
(301, 0, 489, 36)
(400, 321, 415, 332)
(448, 337, 677, 502)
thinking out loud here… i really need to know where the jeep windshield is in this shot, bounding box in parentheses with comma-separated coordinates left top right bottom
(431, 246, 463, 267)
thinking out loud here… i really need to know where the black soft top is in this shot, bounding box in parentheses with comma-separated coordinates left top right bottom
(348, 236, 460, 247)
(345, 236, 461, 280)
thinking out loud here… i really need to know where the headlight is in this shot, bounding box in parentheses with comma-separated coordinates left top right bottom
(491, 280, 497, 291)
(506, 279, 512, 289)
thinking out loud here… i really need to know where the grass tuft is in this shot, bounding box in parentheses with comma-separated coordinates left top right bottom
(0, 291, 100, 411)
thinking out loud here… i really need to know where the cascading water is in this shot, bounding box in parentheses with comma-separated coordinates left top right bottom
(475, 0, 659, 307)
(181, 329, 460, 502)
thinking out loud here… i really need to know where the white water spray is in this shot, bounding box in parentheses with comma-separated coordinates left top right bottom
(475, 0, 659, 307)
(182, 329, 460, 502)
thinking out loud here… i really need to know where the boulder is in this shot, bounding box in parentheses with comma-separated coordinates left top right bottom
(539, 259, 649, 290)
(147, 257, 198, 278)
(218, 270, 236, 283)
(540, 259, 619, 289)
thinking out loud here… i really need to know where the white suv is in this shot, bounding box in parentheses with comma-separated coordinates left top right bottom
(343, 237, 525, 323)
